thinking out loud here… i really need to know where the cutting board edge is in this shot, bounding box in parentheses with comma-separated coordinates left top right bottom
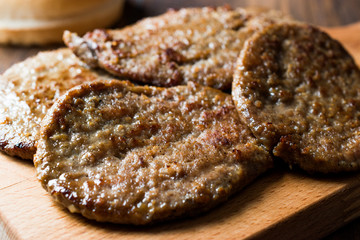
(247, 175, 360, 240)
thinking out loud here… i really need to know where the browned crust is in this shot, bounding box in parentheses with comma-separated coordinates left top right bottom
(0, 139, 35, 159)
(232, 23, 360, 173)
(64, 6, 290, 90)
(0, 48, 113, 159)
(35, 80, 272, 224)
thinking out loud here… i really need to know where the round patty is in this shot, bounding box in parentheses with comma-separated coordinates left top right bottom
(34, 80, 272, 225)
(63, 6, 290, 90)
(232, 23, 360, 173)
(0, 49, 112, 159)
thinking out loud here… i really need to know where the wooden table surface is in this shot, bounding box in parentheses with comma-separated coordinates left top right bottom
(0, 0, 360, 239)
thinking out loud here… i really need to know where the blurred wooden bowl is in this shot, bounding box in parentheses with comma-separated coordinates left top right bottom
(0, 0, 124, 45)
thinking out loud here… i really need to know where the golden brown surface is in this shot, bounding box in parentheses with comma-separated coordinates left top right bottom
(0, 0, 359, 238)
(64, 6, 290, 90)
(0, 49, 112, 159)
(34, 80, 272, 225)
(232, 23, 360, 173)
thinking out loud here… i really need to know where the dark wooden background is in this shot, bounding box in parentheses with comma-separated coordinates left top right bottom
(0, 0, 360, 239)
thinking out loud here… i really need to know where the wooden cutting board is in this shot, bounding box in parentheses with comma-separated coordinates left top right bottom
(1, 23, 360, 240)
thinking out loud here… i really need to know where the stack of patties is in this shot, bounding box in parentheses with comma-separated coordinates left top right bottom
(0, 6, 359, 225)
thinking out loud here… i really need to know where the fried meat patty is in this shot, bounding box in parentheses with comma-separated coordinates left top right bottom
(63, 6, 289, 90)
(0, 49, 112, 159)
(34, 80, 272, 224)
(232, 23, 360, 173)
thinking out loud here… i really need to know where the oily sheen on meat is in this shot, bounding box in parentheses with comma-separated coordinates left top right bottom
(232, 23, 360, 173)
(34, 80, 272, 224)
(64, 6, 289, 90)
(0, 49, 112, 159)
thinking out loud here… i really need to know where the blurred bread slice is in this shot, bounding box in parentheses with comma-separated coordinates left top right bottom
(0, 0, 124, 45)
